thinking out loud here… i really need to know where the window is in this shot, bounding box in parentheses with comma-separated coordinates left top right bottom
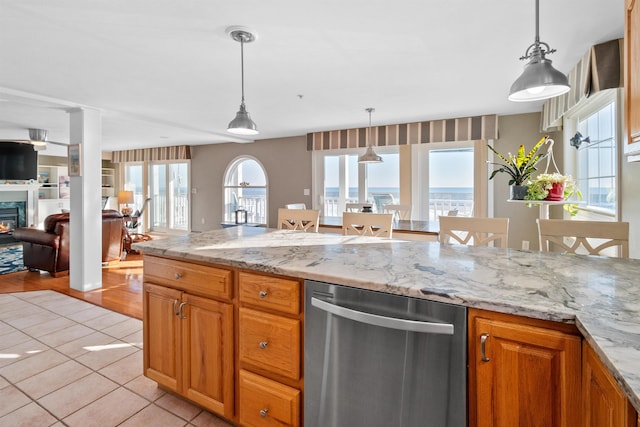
(149, 161, 190, 232)
(223, 156, 268, 224)
(574, 95, 618, 216)
(316, 147, 399, 218)
(123, 161, 190, 233)
(413, 141, 477, 220)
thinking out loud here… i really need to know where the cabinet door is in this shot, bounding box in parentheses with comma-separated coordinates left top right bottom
(181, 292, 234, 419)
(471, 317, 581, 427)
(582, 341, 636, 427)
(626, 0, 640, 149)
(143, 283, 181, 392)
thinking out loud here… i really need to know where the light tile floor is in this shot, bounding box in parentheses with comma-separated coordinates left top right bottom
(0, 291, 233, 427)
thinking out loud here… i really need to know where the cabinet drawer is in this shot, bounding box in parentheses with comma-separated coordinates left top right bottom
(239, 370, 300, 427)
(144, 256, 232, 300)
(239, 272, 301, 315)
(239, 308, 301, 380)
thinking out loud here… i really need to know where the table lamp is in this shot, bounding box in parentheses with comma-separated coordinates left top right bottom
(118, 191, 134, 216)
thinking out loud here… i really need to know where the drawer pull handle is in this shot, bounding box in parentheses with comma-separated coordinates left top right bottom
(259, 341, 268, 349)
(480, 333, 490, 362)
(259, 408, 269, 418)
(179, 302, 187, 320)
(258, 290, 268, 298)
(174, 272, 183, 280)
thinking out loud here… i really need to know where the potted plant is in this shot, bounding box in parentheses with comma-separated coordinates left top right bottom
(487, 136, 549, 200)
(525, 173, 582, 215)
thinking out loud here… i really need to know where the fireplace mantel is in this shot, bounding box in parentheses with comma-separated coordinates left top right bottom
(0, 184, 41, 192)
(0, 184, 41, 228)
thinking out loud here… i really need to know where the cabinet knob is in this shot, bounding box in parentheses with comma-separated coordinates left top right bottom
(259, 341, 268, 349)
(259, 408, 269, 418)
(174, 272, 183, 280)
(258, 290, 268, 298)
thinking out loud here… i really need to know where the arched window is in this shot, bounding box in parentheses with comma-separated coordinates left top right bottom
(223, 156, 268, 225)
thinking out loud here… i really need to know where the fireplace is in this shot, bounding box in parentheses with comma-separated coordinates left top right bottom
(0, 202, 27, 245)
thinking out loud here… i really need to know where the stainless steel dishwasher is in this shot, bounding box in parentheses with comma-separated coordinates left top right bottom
(305, 280, 467, 427)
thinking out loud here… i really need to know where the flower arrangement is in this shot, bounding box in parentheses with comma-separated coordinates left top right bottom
(525, 173, 582, 215)
(487, 136, 549, 186)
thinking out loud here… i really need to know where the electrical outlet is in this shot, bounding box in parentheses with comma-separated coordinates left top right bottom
(304, 188, 310, 196)
(522, 240, 530, 250)
(201, 217, 205, 225)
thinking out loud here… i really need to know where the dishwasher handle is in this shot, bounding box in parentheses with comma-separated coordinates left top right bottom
(311, 297, 454, 335)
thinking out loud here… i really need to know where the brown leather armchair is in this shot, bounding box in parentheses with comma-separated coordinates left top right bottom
(13, 210, 126, 277)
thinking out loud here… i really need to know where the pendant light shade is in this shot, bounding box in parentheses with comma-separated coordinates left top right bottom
(227, 26, 259, 136)
(358, 108, 383, 164)
(508, 0, 570, 102)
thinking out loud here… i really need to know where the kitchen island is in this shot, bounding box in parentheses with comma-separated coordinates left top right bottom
(135, 226, 640, 419)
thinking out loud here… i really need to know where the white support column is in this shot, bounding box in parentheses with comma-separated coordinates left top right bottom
(69, 108, 103, 292)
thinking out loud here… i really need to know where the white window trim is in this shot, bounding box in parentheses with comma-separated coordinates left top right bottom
(222, 155, 269, 225)
(311, 146, 399, 215)
(563, 88, 622, 220)
(411, 140, 488, 220)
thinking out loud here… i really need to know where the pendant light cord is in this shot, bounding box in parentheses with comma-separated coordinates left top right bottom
(534, 0, 539, 44)
(240, 37, 246, 104)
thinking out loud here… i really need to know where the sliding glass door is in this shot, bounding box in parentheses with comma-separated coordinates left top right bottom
(149, 161, 190, 233)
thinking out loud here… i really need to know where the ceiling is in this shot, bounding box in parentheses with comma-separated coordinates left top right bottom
(0, 0, 625, 156)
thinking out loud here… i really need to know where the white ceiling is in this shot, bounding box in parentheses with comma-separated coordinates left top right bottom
(0, 0, 625, 156)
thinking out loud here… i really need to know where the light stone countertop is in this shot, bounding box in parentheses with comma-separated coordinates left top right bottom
(135, 227, 640, 412)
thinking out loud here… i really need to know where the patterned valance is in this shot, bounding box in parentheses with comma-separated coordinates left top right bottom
(542, 38, 624, 131)
(111, 145, 191, 163)
(306, 114, 498, 151)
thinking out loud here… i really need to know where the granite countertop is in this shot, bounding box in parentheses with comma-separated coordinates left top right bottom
(135, 227, 640, 412)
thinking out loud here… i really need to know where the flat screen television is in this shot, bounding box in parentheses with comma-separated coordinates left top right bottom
(0, 142, 39, 181)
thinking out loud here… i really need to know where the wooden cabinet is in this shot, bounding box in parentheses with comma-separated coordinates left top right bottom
(625, 0, 640, 157)
(582, 341, 636, 427)
(143, 256, 234, 420)
(468, 309, 582, 427)
(239, 370, 300, 427)
(238, 271, 303, 427)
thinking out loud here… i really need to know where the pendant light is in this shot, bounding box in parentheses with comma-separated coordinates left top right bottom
(358, 108, 383, 164)
(227, 26, 259, 136)
(508, 0, 570, 102)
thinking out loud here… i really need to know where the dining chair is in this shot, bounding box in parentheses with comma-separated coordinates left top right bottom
(438, 216, 509, 248)
(342, 212, 393, 238)
(537, 219, 629, 258)
(383, 204, 411, 220)
(277, 208, 320, 232)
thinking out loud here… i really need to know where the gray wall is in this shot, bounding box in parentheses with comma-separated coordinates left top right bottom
(190, 135, 312, 231)
(492, 113, 564, 251)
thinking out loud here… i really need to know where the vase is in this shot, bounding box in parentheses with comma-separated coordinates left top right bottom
(510, 185, 528, 200)
(544, 182, 565, 201)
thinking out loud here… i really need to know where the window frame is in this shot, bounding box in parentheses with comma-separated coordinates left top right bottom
(312, 146, 400, 218)
(222, 155, 269, 225)
(564, 89, 622, 219)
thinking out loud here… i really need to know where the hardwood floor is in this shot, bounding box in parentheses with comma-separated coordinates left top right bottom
(0, 253, 144, 319)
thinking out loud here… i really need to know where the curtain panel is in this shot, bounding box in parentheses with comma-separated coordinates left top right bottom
(306, 114, 498, 151)
(111, 145, 191, 163)
(541, 38, 624, 131)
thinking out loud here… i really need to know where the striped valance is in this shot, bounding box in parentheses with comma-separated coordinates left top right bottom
(306, 114, 498, 151)
(542, 38, 624, 131)
(111, 145, 191, 163)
